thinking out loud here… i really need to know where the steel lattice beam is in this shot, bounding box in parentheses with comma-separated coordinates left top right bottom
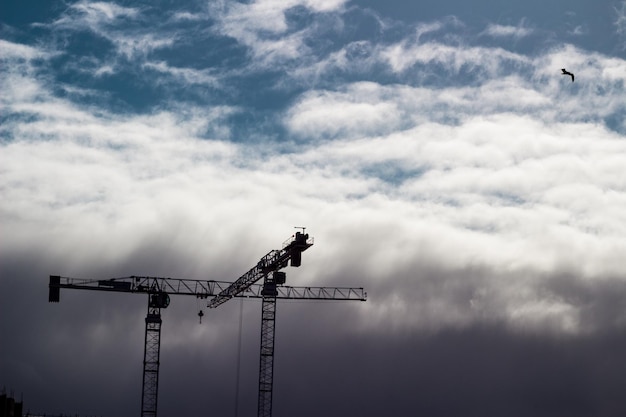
(258, 293, 277, 417)
(49, 276, 366, 301)
(207, 232, 313, 308)
(141, 308, 162, 417)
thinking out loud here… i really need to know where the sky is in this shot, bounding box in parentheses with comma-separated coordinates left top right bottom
(1, 0, 626, 415)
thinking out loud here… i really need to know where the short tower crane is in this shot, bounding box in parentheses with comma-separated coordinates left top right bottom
(207, 231, 366, 417)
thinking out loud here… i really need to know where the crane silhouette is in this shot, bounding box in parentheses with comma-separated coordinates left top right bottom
(561, 68, 574, 82)
(49, 231, 367, 417)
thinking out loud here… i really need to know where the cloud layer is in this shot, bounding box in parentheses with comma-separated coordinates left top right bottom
(2, 1, 626, 415)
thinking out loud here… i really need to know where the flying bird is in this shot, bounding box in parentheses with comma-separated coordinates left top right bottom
(561, 68, 574, 82)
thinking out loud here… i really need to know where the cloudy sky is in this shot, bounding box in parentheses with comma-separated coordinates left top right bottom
(2, 0, 626, 415)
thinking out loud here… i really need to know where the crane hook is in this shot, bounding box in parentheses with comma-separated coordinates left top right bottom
(198, 309, 204, 324)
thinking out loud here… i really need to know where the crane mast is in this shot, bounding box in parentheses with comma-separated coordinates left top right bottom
(257, 272, 284, 417)
(142, 292, 169, 417)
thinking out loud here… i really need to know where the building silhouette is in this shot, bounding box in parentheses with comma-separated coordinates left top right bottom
(0, 390, 23, 417)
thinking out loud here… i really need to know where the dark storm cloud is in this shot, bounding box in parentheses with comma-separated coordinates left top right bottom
(275, 322, 626, 417)
(4, 256, 626, 417)
(0, 256, 255, 416)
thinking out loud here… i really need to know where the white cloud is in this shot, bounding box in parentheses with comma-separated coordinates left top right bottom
(413, 20, 450, 40)
(43, 1, 174, 60)
(213, 0, 347, 34)
(304, 0, 347, 12)
(285, 82, 403, 138)
(113, 33, 176, 60)
(567, 24, 588, 37)
(286, 40, 377, 86)
(142, 61, 221, 87)
(0, 40, 56, 110)
(6, 72, 626, 333)
(615, 1, 626, 49)
(378, 40, 529, 75)
(171, 11, 205, 22)
(209, 0, 347, 67)
(94, 64, 116, 77)
(50, 0, 139, 30)
(274, 36, 626, 334)
(482, 23, 533, 39)
(0, 39, 48, 60)
(3, 10, 626, 337)
(74, 1, 138, 20)
(287, 42, 626, 135)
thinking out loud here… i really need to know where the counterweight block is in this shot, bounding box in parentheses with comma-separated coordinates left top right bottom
(49, 275, 61, 302)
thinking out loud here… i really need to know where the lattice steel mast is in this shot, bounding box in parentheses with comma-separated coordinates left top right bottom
(141, 291, 170, 417)
(258, 272, 282, 417)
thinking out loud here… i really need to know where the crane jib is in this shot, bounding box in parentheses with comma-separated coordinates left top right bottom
(207, 232, 313, 308)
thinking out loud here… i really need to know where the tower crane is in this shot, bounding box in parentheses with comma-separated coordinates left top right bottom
(206, 230, 365, 417)
(48, 231, 366, 417)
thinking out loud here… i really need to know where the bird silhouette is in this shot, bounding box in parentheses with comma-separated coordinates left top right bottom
(561, 68, 574, 82)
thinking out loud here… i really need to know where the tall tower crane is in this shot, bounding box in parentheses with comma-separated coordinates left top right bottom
(48, 231, 366, 417)
(206, 230, 363, 417)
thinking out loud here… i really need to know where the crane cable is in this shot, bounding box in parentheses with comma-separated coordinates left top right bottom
(234, 297, 244, 417)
